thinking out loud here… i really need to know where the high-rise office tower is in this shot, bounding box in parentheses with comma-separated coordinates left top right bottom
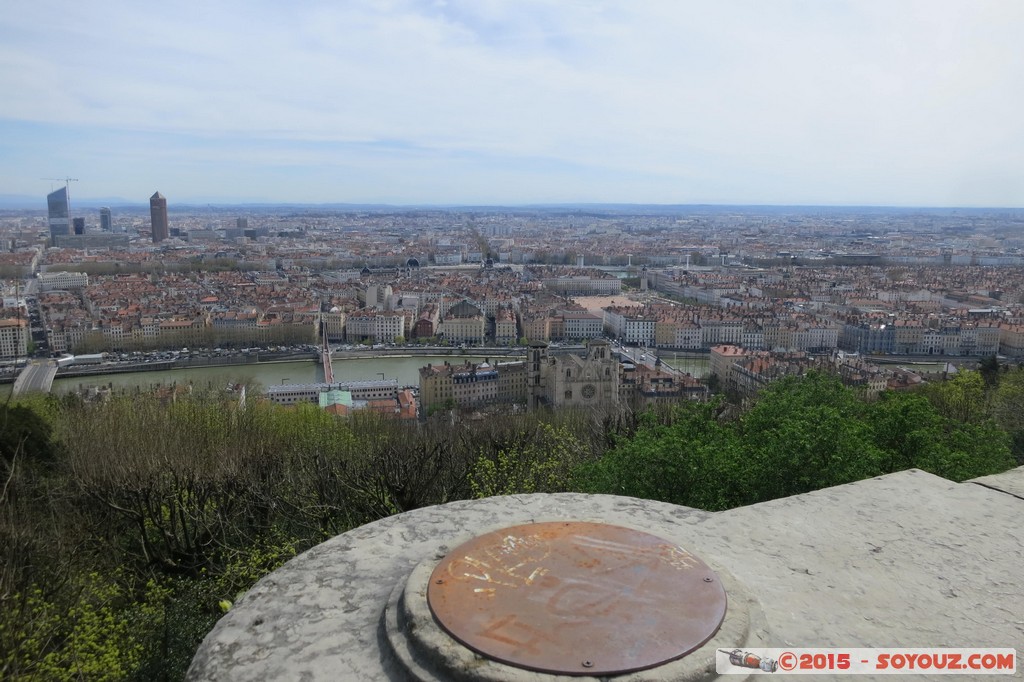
(99, 207, 112, 231)
(47, 187, 70, 240)
(72, 217, 85, 235)
(150, 192, 169, 243)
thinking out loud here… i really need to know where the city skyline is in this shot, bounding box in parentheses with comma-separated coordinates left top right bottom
(2, 1, 1023, 208)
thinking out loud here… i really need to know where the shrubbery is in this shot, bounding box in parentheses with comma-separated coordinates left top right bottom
(579, 371, 1014, 510)
(0, 368, 1018, 679)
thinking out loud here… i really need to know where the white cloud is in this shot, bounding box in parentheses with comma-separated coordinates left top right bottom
(1, 0, 1022, 204)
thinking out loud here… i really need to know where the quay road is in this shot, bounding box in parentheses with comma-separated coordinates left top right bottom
(7, 345, 535, 396)
(12, 360, 58, 397)
(331, 345, 531, 360)
(9, 343, 704, 397)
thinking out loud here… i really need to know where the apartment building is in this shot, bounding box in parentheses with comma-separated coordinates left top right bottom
(494, 306, 518, 345)
(419, 360, 527, 412)
(1000, 323, 1024, 357)
(345, 310, 409, 343)
(413, 304, 440, 339)
(559, 311, 603, 341)
(603, 306, 656, 345)
(38, 271, 89, 291)
(619, 363, 708, 407)
(437, 300, 486, 344)
(709, 344, 751, 391)
(520, 311, 551, 342)
(322, 309, 347, 342)
(540, 275, 621, 296)
(0, 317, 28, 359)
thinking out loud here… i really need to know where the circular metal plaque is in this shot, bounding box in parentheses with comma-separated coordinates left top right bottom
(427, 521, 726, 676)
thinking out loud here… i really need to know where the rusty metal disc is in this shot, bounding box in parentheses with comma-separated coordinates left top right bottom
(426, 521, 726, 676)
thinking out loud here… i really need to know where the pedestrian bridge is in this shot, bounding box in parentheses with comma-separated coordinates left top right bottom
(12, 361, 57, 397)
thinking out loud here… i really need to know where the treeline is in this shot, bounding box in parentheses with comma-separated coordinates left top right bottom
(0, 393, 611, 679)
(1, 367, 1020, 679)
(579, 370, 1017, 510)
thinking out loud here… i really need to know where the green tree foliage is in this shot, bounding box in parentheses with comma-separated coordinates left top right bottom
(738, 372, 885, 502)
(577, 400, 743, 510)
(583, 370, 1015, 510)
(0, 571, 158, 681)
(0, 402, 56, 466)
(0, 368, 1016, 679)
(867, 389, 1013, 480)
(470, 423, 587, 497)
(867, 391, 947, 473)
(989, 366, 1024, 464)
(919, 370, 986, 424)
(978, 354, 1001, 388)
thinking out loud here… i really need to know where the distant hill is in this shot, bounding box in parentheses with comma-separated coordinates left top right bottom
(0, 195, 1019, 215)
(0, 194, 44, 210)
(0, 194, 142, 210)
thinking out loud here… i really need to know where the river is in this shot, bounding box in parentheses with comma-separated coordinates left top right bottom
(48, 355, 515, 395)
(8, 350, 699, 399)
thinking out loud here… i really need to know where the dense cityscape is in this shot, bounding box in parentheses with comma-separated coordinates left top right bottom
(4, 1, 1023, 678)
(2, 193, 1024, 416)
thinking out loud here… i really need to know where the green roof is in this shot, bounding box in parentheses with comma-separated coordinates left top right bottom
(319, 389, 353, 408)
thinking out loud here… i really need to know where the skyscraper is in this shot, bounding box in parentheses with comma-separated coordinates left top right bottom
(72, 218, 85, 235)
(99, 207, 112, 231)
(150, 192, 169, 243)
(47, 187, 70, 240)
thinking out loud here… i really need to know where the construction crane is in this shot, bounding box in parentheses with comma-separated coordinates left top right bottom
(42, 177, 79, 201)
(42, 177, 78, 209)
(43, 177, 79, 186)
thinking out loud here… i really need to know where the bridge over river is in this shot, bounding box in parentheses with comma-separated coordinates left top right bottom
(12, 360, 58, 397)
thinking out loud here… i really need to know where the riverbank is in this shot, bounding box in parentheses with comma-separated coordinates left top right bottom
(47, 353, 525, 397)
(53, 352, 309, 379)
(51, 346, 530, 380)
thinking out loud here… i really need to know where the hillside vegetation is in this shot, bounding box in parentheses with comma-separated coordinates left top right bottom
(1, 368, 1019, 680)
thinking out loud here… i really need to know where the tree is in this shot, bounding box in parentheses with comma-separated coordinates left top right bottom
(919, 370, 986, 424)
(979, 355, 1001, 388)
(738, 372, 885, 503)
(920, 419, 1014, 481)
(988, 366, 1024, 464)
(470, 423, 586, 498)
(866, 391, 946, 473)
(0, 401, 56, 466)
(578, 400, 743, 510)
(867, 382, 1014, 480)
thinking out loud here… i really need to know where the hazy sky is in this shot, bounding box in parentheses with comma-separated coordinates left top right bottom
(2, 1, 1022, 206)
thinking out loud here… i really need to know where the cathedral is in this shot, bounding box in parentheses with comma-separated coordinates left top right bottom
(528, 339, 619, 410)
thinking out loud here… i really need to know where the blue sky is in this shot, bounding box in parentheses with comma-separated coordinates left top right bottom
(1, 0, 1022, 206)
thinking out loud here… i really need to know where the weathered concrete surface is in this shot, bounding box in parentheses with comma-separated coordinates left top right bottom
(187, 495, 711, 681)
(188, 470, 1024, 681)
(688, 469, 1024, 654)
(970, 465, 1024, 500)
